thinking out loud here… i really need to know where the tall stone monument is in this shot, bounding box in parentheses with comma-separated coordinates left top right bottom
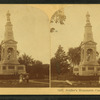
(73, 12, 100, 76)
(0, 11, 26, 75)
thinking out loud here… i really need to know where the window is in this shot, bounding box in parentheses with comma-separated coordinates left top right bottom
(88, 67, 94, 70)
(18, 66, 24, 70)
(8, 66, 14, 69)
(74, 68, 79, 71)
(2, 66, 6, 70)
(82, 67, 86, 71)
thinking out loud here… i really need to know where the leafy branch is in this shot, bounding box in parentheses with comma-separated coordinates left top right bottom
(50, 8, 66, 33)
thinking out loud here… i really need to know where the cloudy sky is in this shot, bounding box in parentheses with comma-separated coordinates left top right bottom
(0, 4, 50, 64)
(51, 4, 100, 57)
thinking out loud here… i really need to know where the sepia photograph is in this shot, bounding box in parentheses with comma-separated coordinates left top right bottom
(0, 4, 50, 88)
(50, 4, 100, 87)
(1, 4, 100, 94)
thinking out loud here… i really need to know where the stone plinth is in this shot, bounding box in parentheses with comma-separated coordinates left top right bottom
(0, 63, 26, 75)
(79, 64, 100, 76)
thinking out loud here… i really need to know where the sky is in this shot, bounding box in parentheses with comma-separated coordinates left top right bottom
(51, 4, 100, 57)
(1, 4, 100, 63)
(28, 4, 67, 20)
(0, 4, 50, 64)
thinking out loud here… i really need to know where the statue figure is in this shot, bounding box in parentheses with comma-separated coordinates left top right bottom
(87, 53, 91, 61)
(87, 49, 93, 61)
(7, 48, 13, 60)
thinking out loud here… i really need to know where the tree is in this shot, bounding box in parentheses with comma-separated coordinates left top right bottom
(50, 8, 66, 33)
(67, 46, 100, 66)
(34, 60, 42, 65)
(67, 46, 81, 67)
(18, 53, 35, 76)
(50, 9, 66, 25)
(18, 53, 35, 67)
(51, 57, 58, 76)
(18, 53, 47, 79)
(51, 45, 70, 78)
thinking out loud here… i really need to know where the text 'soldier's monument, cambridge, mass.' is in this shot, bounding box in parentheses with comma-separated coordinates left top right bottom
(0, 11, 26, 75)
(73, 12, 100, 76)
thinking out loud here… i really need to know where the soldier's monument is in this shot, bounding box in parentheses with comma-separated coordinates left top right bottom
(0, 11, 26, 75)
(73, 12, 100, 76)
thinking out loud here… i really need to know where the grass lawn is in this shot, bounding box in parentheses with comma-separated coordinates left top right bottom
(51, 74, 100, 87)
(32, 79, 49, 83)
(51, 80, 100, 87)
(0, 79, 49, 87)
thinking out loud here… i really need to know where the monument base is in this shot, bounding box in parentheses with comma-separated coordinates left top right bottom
(73, 65, 100, 76)
(0, 64, 26, 75)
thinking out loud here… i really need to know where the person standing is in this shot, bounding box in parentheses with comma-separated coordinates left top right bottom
(26, 74, 29, 83)
(22, 75, 25, 82)
(19, 74, 23, 83)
